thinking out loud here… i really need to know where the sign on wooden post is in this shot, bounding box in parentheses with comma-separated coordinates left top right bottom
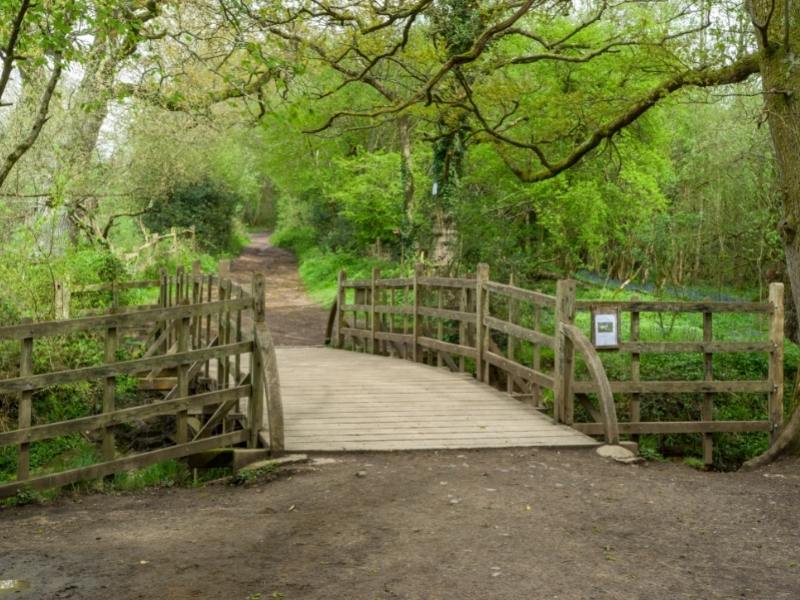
(591, 310, 620, 350)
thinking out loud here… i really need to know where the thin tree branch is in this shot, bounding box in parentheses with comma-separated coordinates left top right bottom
(0, 0, 31, 105)
(0, 55, 63, 189)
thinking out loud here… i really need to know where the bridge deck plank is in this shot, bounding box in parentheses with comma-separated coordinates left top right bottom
(275, 347, 597, 451)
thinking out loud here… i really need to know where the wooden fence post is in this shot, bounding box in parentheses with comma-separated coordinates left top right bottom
(176, 303, 190, 444)
(629, 301, 641, 443)
(370, 268, 379, 354)
(176, 266, 185, 304)
(458, 287, 467, 372)
(158, 268, 168, 353)
(17, 325, 33, 481)
(111, 282, 120, 313)
(507, 274, 517, 394)
(336, 270, 346, 348)
(220, 279, 232, 388)
(218, 259, 231, 279)
(250, 273, 266, 448)
(554, 279, 577, 424)
(103, 325, 118, 463)
(475, 263, 489, 382)
(252, 272, 284, 453)
(54, 280, 70, 320)
(412, 263, 424, 362)
(191, 261, 201, 348)
(702, 311, 714, 465)
(769, 282, 785, 443)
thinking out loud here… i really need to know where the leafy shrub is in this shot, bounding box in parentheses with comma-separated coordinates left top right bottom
(143, 180, 241, 253)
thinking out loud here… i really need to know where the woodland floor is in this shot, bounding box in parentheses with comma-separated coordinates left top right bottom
(1, 235, 800, 600)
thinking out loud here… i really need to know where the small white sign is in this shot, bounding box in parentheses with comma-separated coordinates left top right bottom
(593, 312, 619, 349)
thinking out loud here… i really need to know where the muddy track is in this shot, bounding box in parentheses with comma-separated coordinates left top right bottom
(229, 232, 329, 347)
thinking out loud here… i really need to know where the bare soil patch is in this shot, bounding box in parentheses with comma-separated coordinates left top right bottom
(2, 450, 800, 599)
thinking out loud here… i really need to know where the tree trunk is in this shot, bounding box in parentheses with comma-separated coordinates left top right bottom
(431, 207, 457, 266)
(745, 1, 800, 466)
(398, 115, 415, 225)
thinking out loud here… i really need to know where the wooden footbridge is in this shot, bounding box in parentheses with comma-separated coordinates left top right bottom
(0, 262, 786, 497)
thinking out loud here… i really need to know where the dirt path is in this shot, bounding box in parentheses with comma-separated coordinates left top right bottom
(2, 451, 800, 599)
(230, 232, 329, 346)
(2, 237, 800, 599)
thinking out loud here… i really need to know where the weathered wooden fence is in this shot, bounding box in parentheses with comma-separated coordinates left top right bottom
(0, 264, 283, 498)
(331, 264, 784, 461)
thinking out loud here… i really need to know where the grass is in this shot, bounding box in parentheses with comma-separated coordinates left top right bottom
(1, 458, 235, 507)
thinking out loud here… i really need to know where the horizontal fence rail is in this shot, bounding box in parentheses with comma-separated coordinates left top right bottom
(330, 264, 784, 462)
(0, 262, 283, 498)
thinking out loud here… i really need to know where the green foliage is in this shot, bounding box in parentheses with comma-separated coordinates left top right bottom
(142, 180, 242, 254)
(112, 460, 192, 491)
(325, 151, 405, 249)
(232, 462, 277, 485)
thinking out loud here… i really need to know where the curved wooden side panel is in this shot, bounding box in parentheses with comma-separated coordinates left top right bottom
(560, 323, 619, 445)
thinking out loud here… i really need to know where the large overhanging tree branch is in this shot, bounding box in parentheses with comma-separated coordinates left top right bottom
(301, 0, 541, 133)
(479, 53, 761, 182)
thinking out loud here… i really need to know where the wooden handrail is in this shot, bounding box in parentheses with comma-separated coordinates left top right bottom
(0, 297, 253, 340)
(575, 299, 772, 314)
(332, 265, 780, 464)
(560, 323, 619, 445)
(0, 265, 285, 497)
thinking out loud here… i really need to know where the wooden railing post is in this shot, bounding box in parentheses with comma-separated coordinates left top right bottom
(532, 304, 542, 406)
(475, 263, 489, 382)
(176, 303, 190, 444)
(221, 279, 232, 388)
(458, 287, 467, 372)
(191, 261, 201, 348)
(629, 303, 641, 442)
(370, 268, 379, 354)
(769, 282, 785, 443)
(554, 279, 577, 424)
(507, 274, 517, 394)
(17, 325, 33, 481)
(176, 266, 185, 305)
(250, 273, 266, 448)
(218, 259, 231, 279)
(702, 310, 714, 465)
(103, 325, 118, 463)
(437, 286, 444, 367)
(54, 280, 70, 320)
(412, 263, 424, 362)
(251, 272, 284, 453)
(335, 270, 346, 348)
